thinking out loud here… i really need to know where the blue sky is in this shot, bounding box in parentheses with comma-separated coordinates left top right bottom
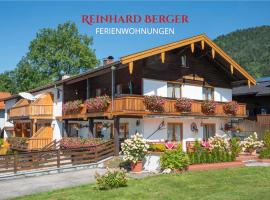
(0, 1, 270, 73)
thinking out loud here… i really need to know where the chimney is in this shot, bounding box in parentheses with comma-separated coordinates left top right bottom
(103, 56, 114, 66)
(62, 74, 71, 80)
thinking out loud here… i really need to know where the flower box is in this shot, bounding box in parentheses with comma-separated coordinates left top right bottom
(175, 98, 192, 112)
(201, 100, 217, 115)
(143, 95, 165, 112)
(223, 101, 239, 115)
(85, 95, 110, 112)
(63, 100, 84, 114)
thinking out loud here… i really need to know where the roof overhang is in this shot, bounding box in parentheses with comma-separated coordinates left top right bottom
(120, 34, 256, 86)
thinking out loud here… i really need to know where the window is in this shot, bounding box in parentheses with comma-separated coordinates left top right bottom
(261, 108, 267, 115)
(180, 55, 188, 68)
(119, 123, 129, 139)
(203, 87, 214, 100)
(167, 83, 181, 98)
(116, 84, 122, 95)
(203, 124, 216, 140)
(96, 88, 101, 96)
(167, 123, 183, 142)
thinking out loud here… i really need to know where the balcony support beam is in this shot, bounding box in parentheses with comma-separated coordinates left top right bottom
(88, 118, 94, 138)
(113, 117, 120, 156)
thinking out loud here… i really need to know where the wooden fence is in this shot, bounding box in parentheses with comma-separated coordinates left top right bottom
(237, 119, 270, 140)
(0, 140, 114, 174)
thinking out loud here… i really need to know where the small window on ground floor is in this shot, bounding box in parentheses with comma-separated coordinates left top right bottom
(119, 123, 129, 139)
(203, 124, 216, 140)
(167, 123, 183, 142)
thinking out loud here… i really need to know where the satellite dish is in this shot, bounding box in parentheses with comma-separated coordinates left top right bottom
(18, 92, 36, 101)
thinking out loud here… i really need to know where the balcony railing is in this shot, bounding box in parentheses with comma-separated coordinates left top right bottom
(9, 104, 53, 119)
(257, 114, 270, 125)
(62, 95, 246, 118)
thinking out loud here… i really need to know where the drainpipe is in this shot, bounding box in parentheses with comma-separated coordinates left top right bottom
(111, 66, 116, 113)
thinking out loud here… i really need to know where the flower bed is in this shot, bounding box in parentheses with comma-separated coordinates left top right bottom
(85, 95, 110, 112)
(175, 98, 192, 112)
(63, 100, 83, 114)
(201, 100, 216, 115)
(143, 96, 165, 112)
(7, 137, 28, 146)
(223, 101, 239, 115)
(60, 137, 105, 149)
(187, 137, 238, 165)
(148, 142, 182, 152)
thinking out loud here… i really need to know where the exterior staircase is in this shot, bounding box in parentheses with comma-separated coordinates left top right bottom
(10, 126, 53, 151)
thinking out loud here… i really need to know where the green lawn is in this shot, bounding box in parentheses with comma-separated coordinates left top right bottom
(14, 167, 270, 200)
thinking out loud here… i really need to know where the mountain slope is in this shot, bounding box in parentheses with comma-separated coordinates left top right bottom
(214, 26, 270, 78)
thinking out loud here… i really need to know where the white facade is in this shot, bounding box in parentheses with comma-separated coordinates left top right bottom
(143, 78, 232, 102)
(182, 84, 203, 100)
(141, 117, 227, 151)
(214, 87, 232, 102)
(143, 79, 167, 97)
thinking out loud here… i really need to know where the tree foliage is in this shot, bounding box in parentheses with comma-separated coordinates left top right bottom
(0, 21, 99, 94)
(214, 25, 270, 78)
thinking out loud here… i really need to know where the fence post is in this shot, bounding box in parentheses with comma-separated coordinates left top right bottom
(94, 145, 98, 163)
(14, 154, 18, 174)
(57, 149, 60, 168)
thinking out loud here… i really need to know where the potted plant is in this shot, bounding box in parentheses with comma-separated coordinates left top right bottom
(85, 95, 110, 112)
(223, 101, 239, 115)
(63, 100, 83, 114)
(121, 133, 149, 172)
(143, 95, 165, 112)
(201, 100, 216, 115)
(175, 98, 192, 112)
(242, 132, 264, 155)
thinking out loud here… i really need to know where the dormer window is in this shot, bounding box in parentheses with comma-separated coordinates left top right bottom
(180, 55, 188, 68)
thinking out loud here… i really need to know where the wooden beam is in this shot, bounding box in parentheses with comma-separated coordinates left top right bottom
(248, 80, 251, 88)
(191, 43, 195, 53)
(230, 65, 234, 74)
(128, 62, 133, 75)
(201, 40, 205, 50)
(161, 52, 165, 63)
(89, 119, 94, 138)
(211, 48, 215, 59)
(113, 117, 120, 156)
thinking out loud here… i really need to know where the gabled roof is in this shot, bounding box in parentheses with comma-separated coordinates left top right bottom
(0, 92, 11, 109)
(3, 34, 256, 102)
(233, 80, 270, 97)
(120, 34, 256, 85)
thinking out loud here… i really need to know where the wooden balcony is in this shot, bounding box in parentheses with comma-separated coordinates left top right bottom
(257, 114, 270, 125)
(9, 93, 53, 120)
(62, 95, 247, 119)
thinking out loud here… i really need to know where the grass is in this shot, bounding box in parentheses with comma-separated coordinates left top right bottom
(14, 167, 270, 200)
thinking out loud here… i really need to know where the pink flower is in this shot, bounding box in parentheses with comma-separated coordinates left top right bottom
(165, 142, 175, 150)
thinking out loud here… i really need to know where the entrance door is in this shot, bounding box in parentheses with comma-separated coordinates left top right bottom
(203, 124, 216, 140)
(167, 123, 183, 142)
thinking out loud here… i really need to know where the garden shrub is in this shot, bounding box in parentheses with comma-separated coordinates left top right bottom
(160, 149, 190, 170)
(95, 170, 128, 190)
(263, 130, 270, 149)
(259, 148, 270, 159)
(230, 137, 241, 156)
(149, 143, 166, 152)
(188, 149, 236, 165)
(259, 131, 270, 159)
(0, 138, 3, 146)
